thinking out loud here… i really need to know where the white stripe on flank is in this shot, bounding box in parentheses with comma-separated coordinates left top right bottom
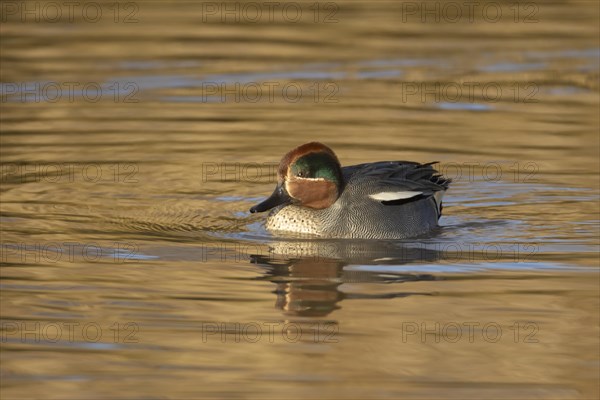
(433, 191, 445, 215)
(369, 191, 423, 201)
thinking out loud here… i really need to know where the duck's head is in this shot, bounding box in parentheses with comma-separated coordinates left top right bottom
(250, 142, 343, 213)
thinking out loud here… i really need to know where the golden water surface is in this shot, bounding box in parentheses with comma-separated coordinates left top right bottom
(1, 1, 599, 399)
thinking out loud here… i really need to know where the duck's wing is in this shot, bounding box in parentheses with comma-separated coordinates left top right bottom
(342, 161, 451, 215)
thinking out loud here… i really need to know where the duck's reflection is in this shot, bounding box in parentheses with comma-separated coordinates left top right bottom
(252, 255, 345, 316)
(251, 240, 442, 317)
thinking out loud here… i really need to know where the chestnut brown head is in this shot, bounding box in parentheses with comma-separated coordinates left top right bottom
(250, 142, 343, 213)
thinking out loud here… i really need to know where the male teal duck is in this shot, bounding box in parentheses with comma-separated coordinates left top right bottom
(250, 142, 450, 239)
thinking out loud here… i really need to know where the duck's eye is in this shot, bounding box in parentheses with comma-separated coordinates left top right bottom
(296, 170, 308, 178)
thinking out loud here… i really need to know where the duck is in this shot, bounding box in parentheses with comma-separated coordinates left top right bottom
(249, 142, 450, 239)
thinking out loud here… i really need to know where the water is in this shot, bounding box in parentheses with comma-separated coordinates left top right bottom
(1, 1, 599, 399)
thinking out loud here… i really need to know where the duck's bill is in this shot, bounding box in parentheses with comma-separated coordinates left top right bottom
(250, 185, 292, 213)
